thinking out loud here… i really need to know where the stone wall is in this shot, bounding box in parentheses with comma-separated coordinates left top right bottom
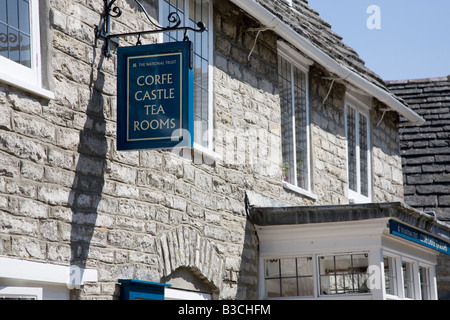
(0, 0, 404, 300)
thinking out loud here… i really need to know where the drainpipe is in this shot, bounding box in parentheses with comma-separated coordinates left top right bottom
(229, 0, 426, 126)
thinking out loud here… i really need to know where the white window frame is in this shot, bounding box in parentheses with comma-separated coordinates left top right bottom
(418, 264, 432, 300)
(400, 258, 417, 300)
(277, 42, 316, 200)
(317, 252, 371, 298)
(0, 0, 53, 99)
(263, 255, 315, 299)
(262, 252, 371, 300)
(165, 287, 211, 300)
(0, 286, 43, 300)
(345, 93, 372, 203)
(158, 0, 217, 159)
(382, 254, 399, 298)
(382, 251, 437, 300)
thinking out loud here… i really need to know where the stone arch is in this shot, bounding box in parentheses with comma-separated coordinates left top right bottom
(155, 225, 224, 293)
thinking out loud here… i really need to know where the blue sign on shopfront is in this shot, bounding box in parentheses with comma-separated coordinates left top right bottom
(390, 219, 450, 255)
(117, 41, 193, 151)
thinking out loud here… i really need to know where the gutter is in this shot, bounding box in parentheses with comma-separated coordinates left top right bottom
(229, 0, 426, 126)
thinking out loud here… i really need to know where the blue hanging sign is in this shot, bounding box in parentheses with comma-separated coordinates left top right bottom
(117, 41, 194, 151)
(389, 219, 450, 255)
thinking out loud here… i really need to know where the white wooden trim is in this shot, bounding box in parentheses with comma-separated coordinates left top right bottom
(277, 41, 314, 72)
(0, 0, 54, 100)
(0, 257, 97, 286)
(0, 286, 43, 300)
(165, 287, 211, 300)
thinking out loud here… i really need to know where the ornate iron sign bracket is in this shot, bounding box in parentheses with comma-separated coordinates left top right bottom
(95, 0, 205, 57)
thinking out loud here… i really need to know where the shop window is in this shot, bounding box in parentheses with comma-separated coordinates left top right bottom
(383, 256, 398, 296)
(383, 254, 434, 300)
(159, 0, 213, 151)
(345, 101, 371, 203)
(0, 0, 52, 98)
(402, 261, 415, 299)
(419, 266, 431, 300)
(318, 254, 370, 295)
(278, 53, 311, 194)
(264, 257, 314, 298)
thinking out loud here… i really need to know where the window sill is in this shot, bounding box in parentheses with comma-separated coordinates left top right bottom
(0, 71, 54, 100)
(348, 190, 372, 204)
(174, 143, 222, 164)
(193, 143, 222, 163)
(283, 181, 318, 201)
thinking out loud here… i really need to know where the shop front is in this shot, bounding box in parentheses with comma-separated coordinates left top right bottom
(250, 202, 450, 300)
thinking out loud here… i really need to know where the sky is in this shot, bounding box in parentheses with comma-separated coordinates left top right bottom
(307, 0, 450, 81)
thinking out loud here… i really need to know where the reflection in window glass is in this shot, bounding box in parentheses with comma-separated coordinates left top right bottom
(402, 261, 415, 299)
(278, 55, 309, 190)
(419, 267, 431, 300)
(161, 0, 210, 148)
(264, 257, 314, 298)
(0, 0, 32, 67)
(347, 106, 357, 192)
(359, 114, 368, 196)
(319, 254, 370, 295)
(346, 104, 370, 198)
(383, 256, 398, 296)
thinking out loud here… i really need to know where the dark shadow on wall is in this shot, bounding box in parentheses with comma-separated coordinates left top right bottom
(236, 218, 259, 299)
(69, 47, 108, 285)
(235, 194, 260, 299)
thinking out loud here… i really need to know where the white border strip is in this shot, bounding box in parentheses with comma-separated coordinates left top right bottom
(0, 257, 97, 286)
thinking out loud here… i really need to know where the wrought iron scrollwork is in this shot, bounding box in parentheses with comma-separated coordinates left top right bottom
(95, 0, 205, 57)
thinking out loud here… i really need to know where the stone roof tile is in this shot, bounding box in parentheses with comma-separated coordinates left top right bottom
(255, 0, 385, 89)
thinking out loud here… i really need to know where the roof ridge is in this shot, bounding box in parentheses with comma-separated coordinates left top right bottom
(387, 76, 450, 85)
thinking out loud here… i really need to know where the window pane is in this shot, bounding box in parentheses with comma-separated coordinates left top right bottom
(265, 279, 281, 298)
(351, 254, 370, 293)
(281, 278, 297, 297)
(265, 259, 279, 278)
(419, 267, 431, 300)
(162, 0, 210, 148)
(1, 0, 31, 68)
(297, 257, 313, 276)
(347, 106, 357, 192)
(279, 56, 295, 184)
(334, 255, 353, 294)
(402, 262, 415, 299)
(7, 0, 19, 29)
(298, 277, 314, 296)
(0, 23, 7, 59)
(0, 1, 6, 23)
(320, 254, 369, 295)
(18, 0, 30, 34)
(280, 258, 296, 277)
(384, 257, 398, 296)
(265, 258, 313, 298)
(8, 27, 19, 63)
(19, 32, 30, 67)
(319, 256, 335, 295)
(293, 67, 308, 189)
(359, 114, 368, 196)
